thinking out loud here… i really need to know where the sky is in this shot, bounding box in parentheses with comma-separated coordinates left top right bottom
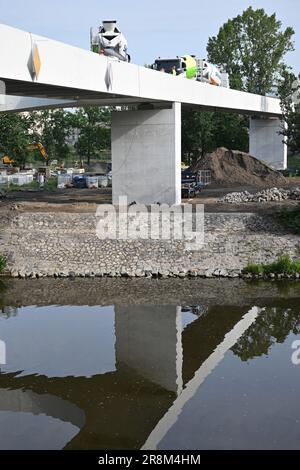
(0, 0, 299, 71)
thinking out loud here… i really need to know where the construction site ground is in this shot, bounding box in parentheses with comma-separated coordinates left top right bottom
(1, 178, 300, 214)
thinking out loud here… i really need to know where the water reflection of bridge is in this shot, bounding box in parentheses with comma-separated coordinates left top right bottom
(0, 302, 259, 449)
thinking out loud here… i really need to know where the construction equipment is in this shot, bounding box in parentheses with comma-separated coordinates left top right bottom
(2, 143, 48, 166)
(153, 55, 229, 88)
(27, 143, 49, 162)
(90, 21, 130, 62)
(2, 155, 14, 165)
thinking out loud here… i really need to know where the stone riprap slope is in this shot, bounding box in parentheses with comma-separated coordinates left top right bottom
(220, 187, 300, 204)
(1, 210, 299, 278)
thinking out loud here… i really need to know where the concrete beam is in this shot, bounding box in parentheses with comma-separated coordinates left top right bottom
(112, 103, 182, 205)
(249, 117, 287, 170)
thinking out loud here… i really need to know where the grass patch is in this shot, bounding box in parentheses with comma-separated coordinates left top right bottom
(4, 177, 58, 193)
(0, 255, 7, 273)
(6, 181, 39, 192)
(243, 263, 264, 275)
(244, 255, 300, 276)
(278, 204, 300, 235)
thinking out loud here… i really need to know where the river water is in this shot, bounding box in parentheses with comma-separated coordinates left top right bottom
(0, 278, 300, 450)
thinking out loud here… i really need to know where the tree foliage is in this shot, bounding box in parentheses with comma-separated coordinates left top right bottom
(278, 70, 300, 154)
(183, 7, 295, 165)
(0, 113, 33, 167)
(0, 107, 112, 167)
(182, 111, 248, 164)
(32, 109, 73, 161)
(231, 304, 300, 361)
(207, 7, 294, 94)
(182, 111, 215, 163)
(72, 107, 111, 166)
(213, 113, 249, 151)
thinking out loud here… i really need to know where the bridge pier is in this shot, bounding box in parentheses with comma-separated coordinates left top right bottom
(112, 102, 182, 205)
(249, 117, 287, 170)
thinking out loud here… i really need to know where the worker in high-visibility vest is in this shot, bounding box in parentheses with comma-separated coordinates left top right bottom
(172, 66, 177, 76)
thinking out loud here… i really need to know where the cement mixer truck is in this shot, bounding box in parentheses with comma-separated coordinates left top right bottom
(90, 22, 228, 87)
(152, 55, 230, 88)
(90, 21, 131, 62)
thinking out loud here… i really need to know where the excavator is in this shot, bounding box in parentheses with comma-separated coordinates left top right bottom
(2, 155, 14, 165)
(27, 143, 49, 162)
(2, 143, 49, 166)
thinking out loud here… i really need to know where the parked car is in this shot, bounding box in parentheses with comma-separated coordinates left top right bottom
(181, 169, 197, 184)
(181, 180, 204, 199)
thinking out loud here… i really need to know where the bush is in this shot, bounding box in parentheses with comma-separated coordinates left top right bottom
(44, 177, 57, 191)
(244, 255, 300, 275)
(0, 255, 7, 273)
(264, 255, 292, 274)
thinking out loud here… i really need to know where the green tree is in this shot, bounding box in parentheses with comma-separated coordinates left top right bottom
(278, 70, 300, 154)
(207, 7, 294, 94)
(32, 109, 73, 161)
(0, 113, 32, 167)
(213, 113, 249, 152)
(182, 111, 249, 164)
(182, 111, 215, 164)
(72, 107, 111, 166)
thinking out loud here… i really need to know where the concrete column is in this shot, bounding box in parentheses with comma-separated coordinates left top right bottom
(112, 103, 182, 205)
(249, 117, 287, 170)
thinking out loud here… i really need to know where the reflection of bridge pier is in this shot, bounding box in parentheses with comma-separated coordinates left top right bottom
(0, 302, 260, 449)
(115, 305, 183, 394)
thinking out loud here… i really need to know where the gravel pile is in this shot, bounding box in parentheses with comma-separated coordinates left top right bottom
(289, 187, 300, 200)
(220, 187, 300, 204)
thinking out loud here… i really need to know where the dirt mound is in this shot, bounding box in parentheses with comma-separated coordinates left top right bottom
(191, 148, 287, 188)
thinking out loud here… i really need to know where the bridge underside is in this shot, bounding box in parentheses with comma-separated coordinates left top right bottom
(1, 79, 159, 111)
(1, 78, 284, 115)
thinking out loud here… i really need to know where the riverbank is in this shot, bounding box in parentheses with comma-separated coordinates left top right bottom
(1, 277, 300, 307)
(1, 208, 299, 279)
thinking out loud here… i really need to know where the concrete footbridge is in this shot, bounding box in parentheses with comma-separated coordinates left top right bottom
(0, 23, 286, 204)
